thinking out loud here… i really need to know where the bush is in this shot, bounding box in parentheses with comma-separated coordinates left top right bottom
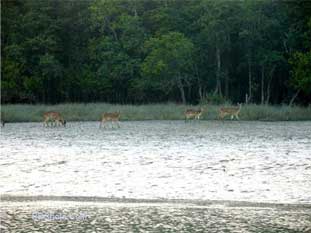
(200, 93, 230, 105)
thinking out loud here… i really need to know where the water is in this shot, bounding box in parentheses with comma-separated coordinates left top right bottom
(1, 121, 311, 232)
(1, 201, 311, 232)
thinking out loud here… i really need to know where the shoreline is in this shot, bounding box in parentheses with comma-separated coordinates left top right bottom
(2, 195, 311, 208)
(1, 103, 311, 122)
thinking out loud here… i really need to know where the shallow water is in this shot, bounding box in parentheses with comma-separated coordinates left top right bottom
(1, 121, 311, 203)
(1, 121, 311, 232)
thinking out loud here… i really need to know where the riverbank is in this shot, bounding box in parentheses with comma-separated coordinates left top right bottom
(1, 103, 311, 122)
(3, 200, 310, 232)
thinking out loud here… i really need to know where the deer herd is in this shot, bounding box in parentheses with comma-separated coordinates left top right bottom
(1, 104, 242, 128)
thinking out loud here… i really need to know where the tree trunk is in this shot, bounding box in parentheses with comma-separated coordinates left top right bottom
(177, 77, 186, 104)
(198, 82, 203, 101)
(105, 18, 118, 41)
(214, 46, 222, 97)
(265, 82, 271, 105)
(224, 69, 229, 99)
(194, 64, 203, 101)
(184, 78, 191, 102)
(43, 90, 46, 104)
(265, 65, 276, 105)
(133, 1, 138, 17)
(289, 89, 300, 107)
(110, 26, 118, 41)
(261, 65, 265, 105)
(247, 55, 252, 103)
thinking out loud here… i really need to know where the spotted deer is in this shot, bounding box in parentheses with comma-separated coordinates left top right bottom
(100, 112, 120, 128)
(43, 112, 66, 127)
(218, 103, 242, 120)
(184, 108, 204, 122)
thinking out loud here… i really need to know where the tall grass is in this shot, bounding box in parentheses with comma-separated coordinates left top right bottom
(1, 103, 311, 122)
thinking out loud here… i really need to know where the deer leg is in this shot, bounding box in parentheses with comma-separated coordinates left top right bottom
(47, 119, 52, 127)
(219, 113, 223, 121)
(221, 114, 226, 121)
(113, 120, 120, 128)
(185, 115, 189, 123)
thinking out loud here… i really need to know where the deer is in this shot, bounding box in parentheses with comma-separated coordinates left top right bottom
(100, 112, 120, 128)
(184, 107, 204, 122)
(43, 112, 66, 127)
(218, 103, 242, 120)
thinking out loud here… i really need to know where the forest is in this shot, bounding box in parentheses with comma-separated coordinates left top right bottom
(1, 0, 311, 105)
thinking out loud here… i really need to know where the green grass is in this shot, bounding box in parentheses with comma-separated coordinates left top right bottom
(1, 103, 311, 122)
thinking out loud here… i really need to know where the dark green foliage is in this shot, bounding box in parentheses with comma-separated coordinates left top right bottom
(289, 51, 311, 94)
(1, 0, 311, 105)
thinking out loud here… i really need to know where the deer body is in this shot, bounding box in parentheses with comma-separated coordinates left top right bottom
(185, 108, 203, 122)
(100, 112, 120, 128)
(219, 104, 242, 120)
(43, 112, 66, 127)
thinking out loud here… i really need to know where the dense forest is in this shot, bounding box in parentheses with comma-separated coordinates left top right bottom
(1, 0, 311, 105)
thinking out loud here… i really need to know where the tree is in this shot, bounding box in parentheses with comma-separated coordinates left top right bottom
(1, 0, 310, 105)
(289, 51, 311, 105)
(88, 0, 146, 103)
(198, 0, 235, 98)
(239, 1, 267, 103)
(141, 32, 194, 104)
(258, 50, 284, 104)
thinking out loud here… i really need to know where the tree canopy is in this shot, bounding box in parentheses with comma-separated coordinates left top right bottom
(1, 0, 311, 105)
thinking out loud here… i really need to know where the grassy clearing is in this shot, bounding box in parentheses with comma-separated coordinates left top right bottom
(1, 103, 311, 122)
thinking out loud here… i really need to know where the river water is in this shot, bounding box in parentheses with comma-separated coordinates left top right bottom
(1, 121, 311, 232)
